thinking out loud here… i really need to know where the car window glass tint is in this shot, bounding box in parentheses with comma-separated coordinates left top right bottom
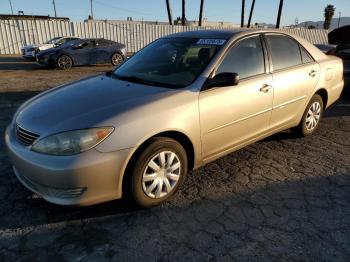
(300, 46, 314, 63)
(266, 35, 302, 70)
(216, 35, 265, 79)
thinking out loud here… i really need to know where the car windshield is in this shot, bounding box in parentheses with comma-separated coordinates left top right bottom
(45, 37, 62, 44)
(113, 37, 224, 88)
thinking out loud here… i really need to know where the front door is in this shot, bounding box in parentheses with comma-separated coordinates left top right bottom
(199, 35, 273, 162)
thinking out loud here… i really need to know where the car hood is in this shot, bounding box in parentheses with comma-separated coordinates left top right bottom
(23, 44, 52, 50)
(37, 47, 60, 57)
(16, 74, 177, 136)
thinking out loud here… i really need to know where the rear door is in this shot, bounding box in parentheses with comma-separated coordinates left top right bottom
(264, 34, 320, 129)
(93, 39, 113, 64)
(72, 40, 96, 65)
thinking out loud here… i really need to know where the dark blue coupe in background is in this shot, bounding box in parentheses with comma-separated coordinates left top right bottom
(36, 38, 127, 69)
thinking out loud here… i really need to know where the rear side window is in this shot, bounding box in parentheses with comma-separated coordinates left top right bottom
(300, 46, 314, 63)
(266, 35, 302, 71)
(216, 35, 265, 79)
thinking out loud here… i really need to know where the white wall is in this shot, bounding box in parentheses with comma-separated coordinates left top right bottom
(0, 19, 329, 55)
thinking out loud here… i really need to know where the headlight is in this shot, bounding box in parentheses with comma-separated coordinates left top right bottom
(31, 127, 114, 156)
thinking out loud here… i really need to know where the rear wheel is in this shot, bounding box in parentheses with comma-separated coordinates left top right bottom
(131, 137, 188, 208)
(292, 94, 323, 136)
(111, 53, 123, 66)
(56, 55, 73, 70)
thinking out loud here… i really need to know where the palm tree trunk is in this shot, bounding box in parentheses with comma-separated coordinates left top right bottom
(247, 0, 255, 28)
(199, 0, 204, 27)
(276, 0, 284, 29)
(241, 0, 245, 27)
(165, 0, 173, 25)
(182, 0, 186, 26)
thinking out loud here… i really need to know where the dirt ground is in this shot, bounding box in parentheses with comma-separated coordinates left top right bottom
(0, 55, 115, 92)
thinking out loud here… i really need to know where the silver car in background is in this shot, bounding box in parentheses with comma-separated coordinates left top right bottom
(21, 36, 80, 59)
(6, 29, 344, 208)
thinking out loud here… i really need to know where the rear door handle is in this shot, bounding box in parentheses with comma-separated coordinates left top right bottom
(309, 69, 318, 77)
(260, 84, 272, 93)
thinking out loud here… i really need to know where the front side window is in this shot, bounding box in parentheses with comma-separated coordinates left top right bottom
(113, 38, 223, 88)
(266, 34, 302, 71)
(216, 35, 265, 79)
(45, 37, 61, 44)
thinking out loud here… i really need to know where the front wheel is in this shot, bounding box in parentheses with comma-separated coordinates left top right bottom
(56, 55, 73, 70)
(111, 53, 123, 66)
(131, 137, 188, 208)
(292, 94, 323, 137)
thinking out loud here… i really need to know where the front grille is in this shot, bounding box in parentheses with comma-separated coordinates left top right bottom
(16, 124, 40, 146)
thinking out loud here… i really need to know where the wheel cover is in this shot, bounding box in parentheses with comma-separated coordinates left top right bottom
(305, 101, 321, 131)
(142, 151, 181, 199)
(112, 54, 122, 65)
(58, 56, 72, 69)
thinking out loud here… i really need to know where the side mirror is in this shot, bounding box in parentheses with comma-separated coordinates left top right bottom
(203, 72, 239, 90)
(73, 44, 82, 49)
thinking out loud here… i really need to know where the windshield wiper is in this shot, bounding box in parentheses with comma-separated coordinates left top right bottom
(113, 75, 157, 86)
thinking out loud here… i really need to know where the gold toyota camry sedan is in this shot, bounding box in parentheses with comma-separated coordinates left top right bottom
(5, 29, 344, 208)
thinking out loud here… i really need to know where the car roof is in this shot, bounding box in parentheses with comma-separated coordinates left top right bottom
(163, 28, 328, 62)
(164, 29, 247, 39)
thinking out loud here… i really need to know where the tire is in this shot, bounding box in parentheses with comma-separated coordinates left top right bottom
(111, 53, 123, 66)
(131, 137, 188, 208)
(56, 55, 73, 70)
(292, 94, 324, 137)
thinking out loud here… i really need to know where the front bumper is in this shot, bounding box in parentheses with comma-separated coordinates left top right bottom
(36, 55, 53, 66)
(5, 124, 133, 206)
(22, 49, 36, 58)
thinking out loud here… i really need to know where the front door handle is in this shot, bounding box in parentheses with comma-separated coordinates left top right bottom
(309, 69, 318, 77)
(260, 84, 272, 93)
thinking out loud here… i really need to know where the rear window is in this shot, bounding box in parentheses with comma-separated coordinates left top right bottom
(266, 35, 302, 71)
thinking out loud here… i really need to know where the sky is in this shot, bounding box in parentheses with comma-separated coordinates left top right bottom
(1, 0, 349, 26)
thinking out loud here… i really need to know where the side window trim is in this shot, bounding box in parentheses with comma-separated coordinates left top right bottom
(212, 34, 268, 79)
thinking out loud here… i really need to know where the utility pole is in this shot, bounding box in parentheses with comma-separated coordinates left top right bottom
(90, 0, 94, 20)
(276, 0, 284, 29)
(198, 0, 204, 26)
(165, 0, 173, 25)
(241, 0, 245, 28)
(247, 0, 255, 28)
(8, 0, 14, 15)
(338, 12, 341, 28)
(52, 0, 57, 17)
(182, 0, 186, 26)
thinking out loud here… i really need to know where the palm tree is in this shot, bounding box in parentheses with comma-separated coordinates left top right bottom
(198, 0, 204, 26)
(247, 0, 256, 28)
(182, 0, 186, 26)
(165, 0, 173, 25)
(276, 0, 283, 28)
(323, 4, 335, 29)
(241, 0, 245, 27)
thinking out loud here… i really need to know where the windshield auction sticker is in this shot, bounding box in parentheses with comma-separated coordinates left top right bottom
(196, 39, 226, 45)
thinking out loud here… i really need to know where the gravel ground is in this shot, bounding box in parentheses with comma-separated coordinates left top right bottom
(0, 58, 349, 261)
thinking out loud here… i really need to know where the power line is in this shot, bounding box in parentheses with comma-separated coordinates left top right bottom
(93, 0, 166, 18)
